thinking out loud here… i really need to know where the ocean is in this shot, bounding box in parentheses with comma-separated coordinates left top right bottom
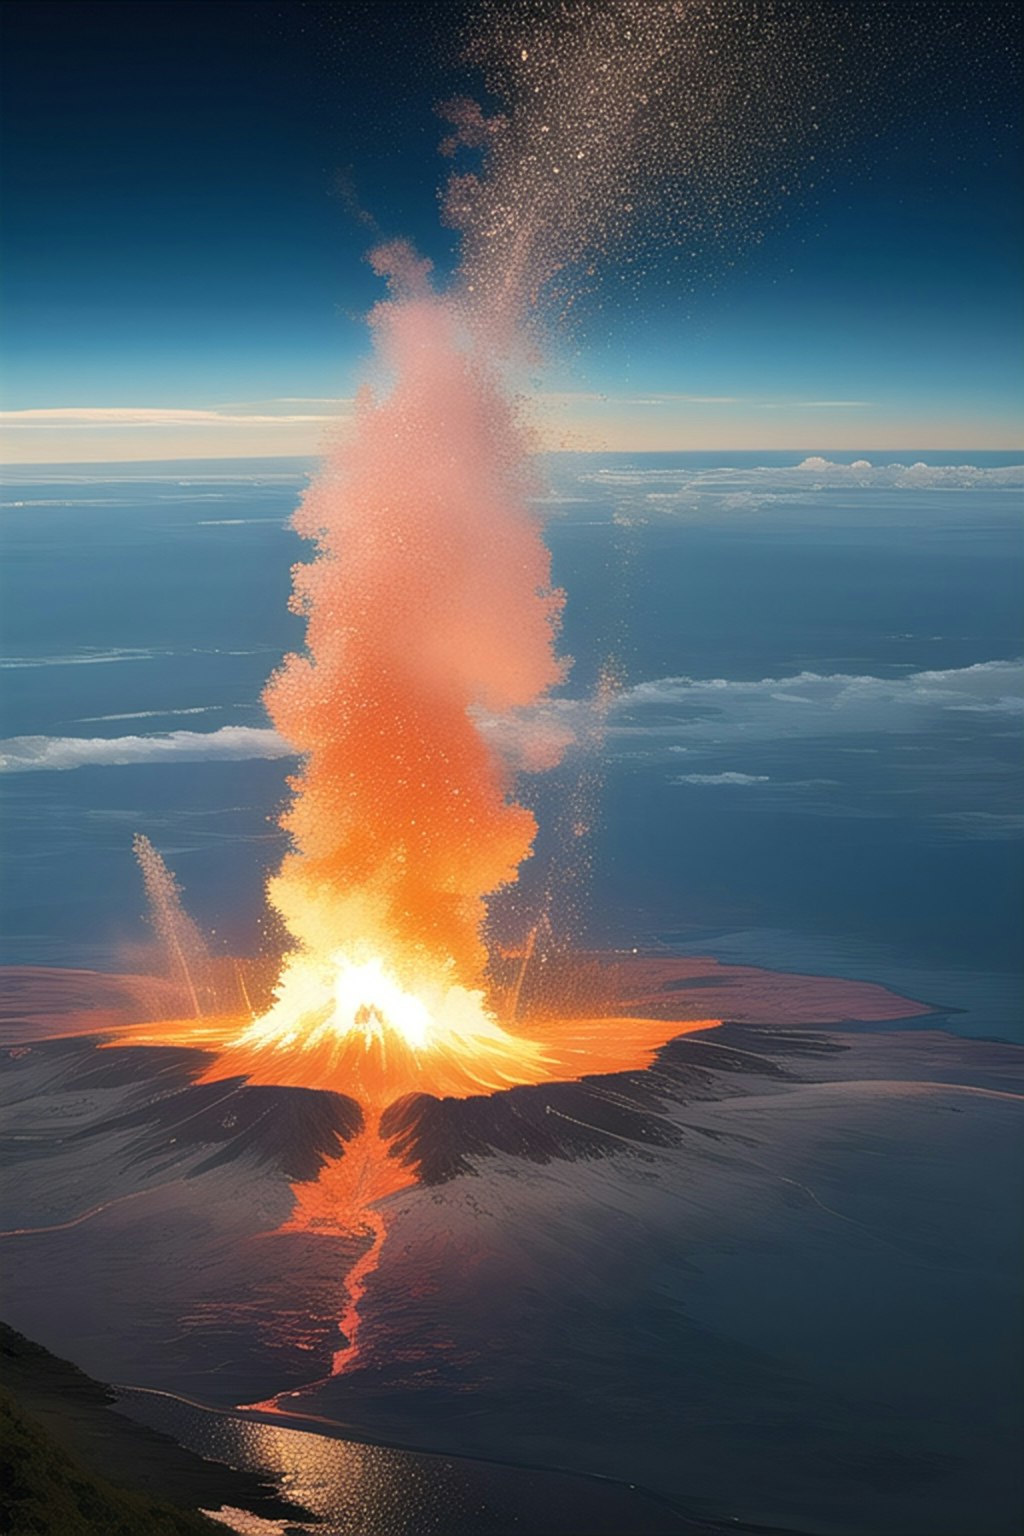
(2, 449, 1021, 1036)
(1, 450, 1022, 1536)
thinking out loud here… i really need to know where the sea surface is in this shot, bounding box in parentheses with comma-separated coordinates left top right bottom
(1, 450, 1022, 1536)
(2, 449, 1021, 1036)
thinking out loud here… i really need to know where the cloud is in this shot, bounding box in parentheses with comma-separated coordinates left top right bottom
(671, 771, 770, 786)
(0, 648, 162, 670)
(3, 470, 308, 488)
(612, 660, 1024, 746)
(0, 646, 274, 670)
(0, 401, 355, 465)
(607, 394, 745, 407)
(71, 707, 222, 723)
(0, 726, 294, 772)
(564, 456, 1024, 521)
(0, 404, 350, 429)
(581, 457, 1024, 495)
(473, 704, 578, 771)
(595, 660, 1023, 836)
(757, 401, 873, 410)
(478, 659, 1024, 775)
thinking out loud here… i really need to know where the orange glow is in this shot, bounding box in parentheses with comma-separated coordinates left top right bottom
(261, 266, 565, 991)
(102, 951, 718, 1383)
(278, 1112, 417, 1379)
(104, 958, 719, 1106)
(206, 947, 550, 1103)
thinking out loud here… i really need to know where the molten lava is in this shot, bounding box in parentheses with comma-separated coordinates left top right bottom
(210, 948, 551, 1103)
(105, 927, 719, 1394)
(112, 941, 719, 1109)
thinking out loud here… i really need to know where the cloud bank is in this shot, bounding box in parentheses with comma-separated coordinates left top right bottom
(560, 457, 1024, 522)
(0, 726, 293, 772)
(3, 660, 1019, 856)
(0, 406, 347, 428)
(612, 659, 1024, 746)
(0, 400, 354, 466)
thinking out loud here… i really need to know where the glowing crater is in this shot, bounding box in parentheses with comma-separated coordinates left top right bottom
(248, 953, 436, 1053)
(162, 945, 555, 1105)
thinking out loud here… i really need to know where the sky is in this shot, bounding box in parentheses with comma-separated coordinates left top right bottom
(0, 0, 1021, 462)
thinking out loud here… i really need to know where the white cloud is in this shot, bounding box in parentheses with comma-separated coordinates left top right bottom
(72, 707, 222, 723)
(757, 401, 873, 410)
(564, 456, 1024, 523)
(0, 400, 357, 464)
(581, 457, 1024, 495)
(0, 404, 349, 429)
(0, 648, 161, 670)
(672, 771, 771, 786)
(612, 660, 1024, 746)
(608, 394, 745, 407)
(0, 727, 294, 772)
(477, 659, 1024, 776)
(0, 646, 273, 670)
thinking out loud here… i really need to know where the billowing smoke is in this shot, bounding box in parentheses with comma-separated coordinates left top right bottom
(261, 0, 908, 996)
(263, 246, 565, 990)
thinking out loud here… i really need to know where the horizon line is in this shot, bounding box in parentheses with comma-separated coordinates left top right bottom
(3, 445, 1023, 471)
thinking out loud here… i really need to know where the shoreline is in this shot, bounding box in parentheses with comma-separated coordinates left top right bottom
(3, 1324, 814, 1536)
(0, 1322, 310, 1530)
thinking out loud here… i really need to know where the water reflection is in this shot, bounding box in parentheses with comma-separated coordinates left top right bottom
(118, 1388, 692, 1535)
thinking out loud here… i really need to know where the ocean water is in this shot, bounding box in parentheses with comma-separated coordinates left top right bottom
(2, 450, 1021, 1036)
(2, 451, 1023, 1536)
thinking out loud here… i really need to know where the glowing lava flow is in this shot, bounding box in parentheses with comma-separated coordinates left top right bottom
(107, 932, 719, 1389)
(272, 1111, 419, 1387)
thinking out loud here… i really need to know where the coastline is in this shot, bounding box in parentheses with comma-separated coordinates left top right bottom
(2, 1323, 814, 1536)
(0, 1322, 309, 1532)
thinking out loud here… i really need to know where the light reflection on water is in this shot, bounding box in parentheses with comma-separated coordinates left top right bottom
(116, 1387, 690, 1535)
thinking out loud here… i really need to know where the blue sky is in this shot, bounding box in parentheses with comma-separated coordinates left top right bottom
(1, 0, 1021, 459)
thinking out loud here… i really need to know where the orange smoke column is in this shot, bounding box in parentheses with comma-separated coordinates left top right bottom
(264, 245, 564, 988)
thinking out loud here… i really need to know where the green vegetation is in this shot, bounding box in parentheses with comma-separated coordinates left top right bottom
(0, 1386, 222, 1535)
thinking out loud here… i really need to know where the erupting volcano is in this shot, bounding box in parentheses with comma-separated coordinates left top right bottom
(1, 1, 945, 1405)
(95, 140, 732, 1381)
(3, 8, 1021, 1534)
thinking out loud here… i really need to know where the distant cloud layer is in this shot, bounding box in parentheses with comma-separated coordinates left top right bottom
(605, 659, 1023, 833)
(1, 659, 1019, 841)
(0, 404, 349, 428)
(482, 656, 1023, 834)
(581, 455, 1024, 498)
(0, 726, 293, 772)
(4, 383, 1023, 465)
(0, 400, 352, 465)
(3, 659, 1019, 771)
(612, 659, 1024, 745)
